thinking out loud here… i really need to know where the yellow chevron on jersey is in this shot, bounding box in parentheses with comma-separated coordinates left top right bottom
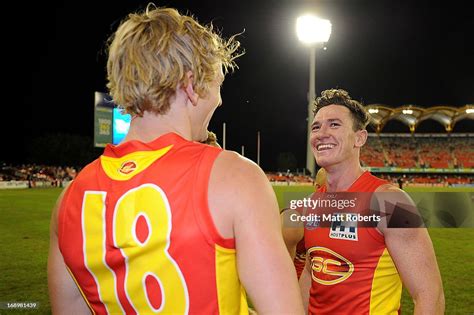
(100, 145, 173, 181)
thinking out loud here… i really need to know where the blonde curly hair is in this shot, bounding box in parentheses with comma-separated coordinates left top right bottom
(106, 4, 242, 116)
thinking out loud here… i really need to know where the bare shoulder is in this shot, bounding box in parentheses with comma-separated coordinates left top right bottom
(210, 150, 270, 197)
(208, 150, 279, 238)
(374, 183, 425, 234)
(375, 183, 416, 207)
(376, 182, 406, 193)
(209, 150, 274, 208)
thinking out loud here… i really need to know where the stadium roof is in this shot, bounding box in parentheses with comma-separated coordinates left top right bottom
(366, 105, 474, 133)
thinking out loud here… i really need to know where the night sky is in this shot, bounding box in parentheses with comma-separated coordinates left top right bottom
(4, 0, 473, 170)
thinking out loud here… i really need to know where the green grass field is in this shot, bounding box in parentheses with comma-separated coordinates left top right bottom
(0, 187, 473, 314)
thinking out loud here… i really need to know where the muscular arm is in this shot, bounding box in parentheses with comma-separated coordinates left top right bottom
(209, 152, 304, 314)
(298, 257, 311, 314)
(376, 185, 445, 315)
(48, 187, 91, 315)
(281, 209, 304, 260)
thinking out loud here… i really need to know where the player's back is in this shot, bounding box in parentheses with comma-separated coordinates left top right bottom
(58, 132, 248, 314)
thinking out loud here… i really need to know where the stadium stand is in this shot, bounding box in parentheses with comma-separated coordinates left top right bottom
(361, 134, 473, 169)
(359, 132, 473, 188)
(451, 137, 474, 168)
(360, 137, 386, 167)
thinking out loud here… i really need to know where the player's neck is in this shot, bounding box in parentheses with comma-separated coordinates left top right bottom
(123, 102, 192, 143)
(324, 159, 365, 192)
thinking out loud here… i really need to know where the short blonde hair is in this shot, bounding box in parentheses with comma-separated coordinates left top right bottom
(106, 4, 242, 116)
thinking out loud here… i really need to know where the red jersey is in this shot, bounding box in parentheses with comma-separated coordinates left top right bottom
(58, 133, 248, 314)
(305, 171, 402, 315)
(294, 238, 306, 279)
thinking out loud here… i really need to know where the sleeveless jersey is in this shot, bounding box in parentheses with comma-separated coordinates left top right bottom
(294, 238, 306, 279)
(58, 133, 248, 315)
(305, 171, 402, 315)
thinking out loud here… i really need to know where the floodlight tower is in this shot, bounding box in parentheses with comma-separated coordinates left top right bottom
(296, 14, 331, 176)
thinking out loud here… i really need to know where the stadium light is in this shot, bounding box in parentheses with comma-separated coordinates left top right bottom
(369, 108, 379, 114)
(296, 15, 332, 44)
(466, 108, 474, 114)
(403, 109, 414, 115)
(297, 14, 332, 177)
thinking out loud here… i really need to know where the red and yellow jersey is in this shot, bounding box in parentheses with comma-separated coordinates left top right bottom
(305, 171, 402, 315)
(294, 238, 306, 279)
(58, 133, 248, 315)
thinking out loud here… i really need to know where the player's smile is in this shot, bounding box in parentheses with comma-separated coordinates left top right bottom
(316, 143, 337, 152)
(313, 140, 339, 160)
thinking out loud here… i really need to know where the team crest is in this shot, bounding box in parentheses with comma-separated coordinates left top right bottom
(308, 246, 354, 285)
(329, 213, 358, 241)
(119, 160, 137, 175)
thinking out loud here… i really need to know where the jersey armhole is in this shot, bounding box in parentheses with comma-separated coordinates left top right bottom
(57, 183, 74, 251)
(366, 179, 391, 244)
(366, 225, 385, 244)
(192, 147, 235, 249)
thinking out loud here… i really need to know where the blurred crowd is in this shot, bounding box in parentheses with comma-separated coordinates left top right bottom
(266, 172, 314, 185)
(379, 173, 473, 187)
(361, 135, 474, 169)
(266, 171, 473, 187)
(1, 164, 472, 188)
(0, 164, 78, 187)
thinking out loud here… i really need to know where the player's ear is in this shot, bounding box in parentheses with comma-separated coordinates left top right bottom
(354, 129, 368, 148)
(182, 71, 199, 106)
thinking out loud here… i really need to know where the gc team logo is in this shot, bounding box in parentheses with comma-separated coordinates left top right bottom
(308, 246, 354, 285)
(119, 160, 137, 175)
